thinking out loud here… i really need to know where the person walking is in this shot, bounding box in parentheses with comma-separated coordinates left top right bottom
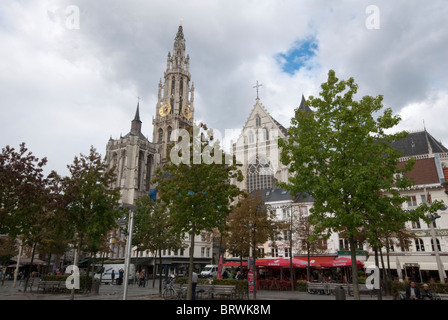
(192, 271, 198, 300)
(118, 268, 124, 285)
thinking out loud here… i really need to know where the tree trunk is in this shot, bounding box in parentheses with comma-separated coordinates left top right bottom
(373, 246, 382, 300)
(187, 222, 196, 300)
(70, 242, 80, 300)
(158, 249, 163, 296)
(349, 235, 360, 300)
(379, 247, 390, 295)
(23, 242, 37, 292)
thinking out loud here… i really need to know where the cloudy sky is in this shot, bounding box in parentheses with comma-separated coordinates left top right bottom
(1, 0, 447, 176)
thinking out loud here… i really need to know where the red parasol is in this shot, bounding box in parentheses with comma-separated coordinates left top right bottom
(223, 261, 248, 267)
(256, 258, 307, 268)
(320, 257, 364, 268)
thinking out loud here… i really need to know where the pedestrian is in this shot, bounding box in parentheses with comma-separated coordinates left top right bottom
(192, 271, 198, 300)
(405, 281, 421, 300)
(118, 268, 124, 285)
(111, 270, 115, 284)
(139, 269, 146, 287)
(421, 283, 433, 300)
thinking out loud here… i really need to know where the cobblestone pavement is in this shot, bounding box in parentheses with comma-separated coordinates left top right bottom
(0, 279, 393, 301)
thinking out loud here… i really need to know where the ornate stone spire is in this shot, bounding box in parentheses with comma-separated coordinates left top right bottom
(131, 101, 142, 134)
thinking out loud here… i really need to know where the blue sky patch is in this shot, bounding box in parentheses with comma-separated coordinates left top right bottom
(276, 37, 318, 75)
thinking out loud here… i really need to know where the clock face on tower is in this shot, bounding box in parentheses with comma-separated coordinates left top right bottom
(159, 103, 171, 117)
(182, 105, 193, 119)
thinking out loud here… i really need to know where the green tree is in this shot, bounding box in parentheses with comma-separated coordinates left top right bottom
(132, 195, 184, 296)
(279, 70, 443, 299)
(0, 143, 62, 290)
(59, 146, 121, 299)
(153, 123, 243, 300)
(226, 191, 276, 299)
(227, 191, 276, 262)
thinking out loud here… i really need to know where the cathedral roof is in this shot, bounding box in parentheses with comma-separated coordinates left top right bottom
(392, 130, 448, 157)
(256, 188, 314, 203)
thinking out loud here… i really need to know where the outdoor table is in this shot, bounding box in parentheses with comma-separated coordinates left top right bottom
(279, 280, 291, 290)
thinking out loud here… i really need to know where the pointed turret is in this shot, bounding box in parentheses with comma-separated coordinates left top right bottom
(131, 101, 142, 134)
(298, 94, 312, 113)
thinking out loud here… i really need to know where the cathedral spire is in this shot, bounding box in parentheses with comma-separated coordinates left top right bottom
(153, 25, 194, 162)
(131, 101, 142, 134)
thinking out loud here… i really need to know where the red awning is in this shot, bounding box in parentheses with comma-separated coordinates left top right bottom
(223, 261, 248, 267)
(320, 257, 364, 268)
(256, 258, 307, 268)
(294, 256, 336, 268)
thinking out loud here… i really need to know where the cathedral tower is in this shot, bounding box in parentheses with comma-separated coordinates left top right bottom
(105, 102, 158, 205)
(153, 25, 195, 161)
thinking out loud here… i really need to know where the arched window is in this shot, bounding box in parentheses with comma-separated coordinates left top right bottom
(138, 151, 144, 190)
(246, 157, 273, 192)
(255, 115, 261, 127)
(158, 128, 163, 143)
(264, 128, 269, 141)
(167, 126, 172, 142)
(248, 130, 255, 144)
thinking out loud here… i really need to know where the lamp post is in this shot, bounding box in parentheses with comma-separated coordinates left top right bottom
(424, 186, 446, 284)
(121, 203, 136, 300)
(243, 222, 256, 300)
(428, 213, 445, 284)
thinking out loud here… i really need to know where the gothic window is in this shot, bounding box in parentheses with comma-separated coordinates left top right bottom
(145, 155, 152, 191)
(138, 151, 144, 190)
(167, 126, 172, 142)
(264, 128, 269, 141)
(246, 157, 273, 192)
(170, 97, 174, 113)
(255, 115, 261, 127)
(248, 130, 255, 144)
(158, 128, 163, 143)
(179, 80, 184, 114)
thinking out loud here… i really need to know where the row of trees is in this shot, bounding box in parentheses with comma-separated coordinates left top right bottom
(0, 144, 121, 298)
(2, 70, 444, 301)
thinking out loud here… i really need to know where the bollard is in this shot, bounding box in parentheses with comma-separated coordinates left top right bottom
(334, 286, 346, 300)
(92, 278, 100, 295)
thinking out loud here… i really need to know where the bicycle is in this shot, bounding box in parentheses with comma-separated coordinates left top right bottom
(163, 279, 176, 299)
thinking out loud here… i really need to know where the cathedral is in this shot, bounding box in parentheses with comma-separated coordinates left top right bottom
(103, 25, 311, 272)
(104, 26, 213, 274)
(105, 24, 306, 207)
(104, 25, 448, 281)
(105, 25, 195, 206)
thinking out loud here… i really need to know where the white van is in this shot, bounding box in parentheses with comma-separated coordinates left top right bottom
(200, 265, 218, 278)
(94, 264, 135, 284)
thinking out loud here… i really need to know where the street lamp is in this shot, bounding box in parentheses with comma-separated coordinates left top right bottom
(121, 203, 137, 300)
(428, 213, 446, 284)
(242, 222, 256, 300)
